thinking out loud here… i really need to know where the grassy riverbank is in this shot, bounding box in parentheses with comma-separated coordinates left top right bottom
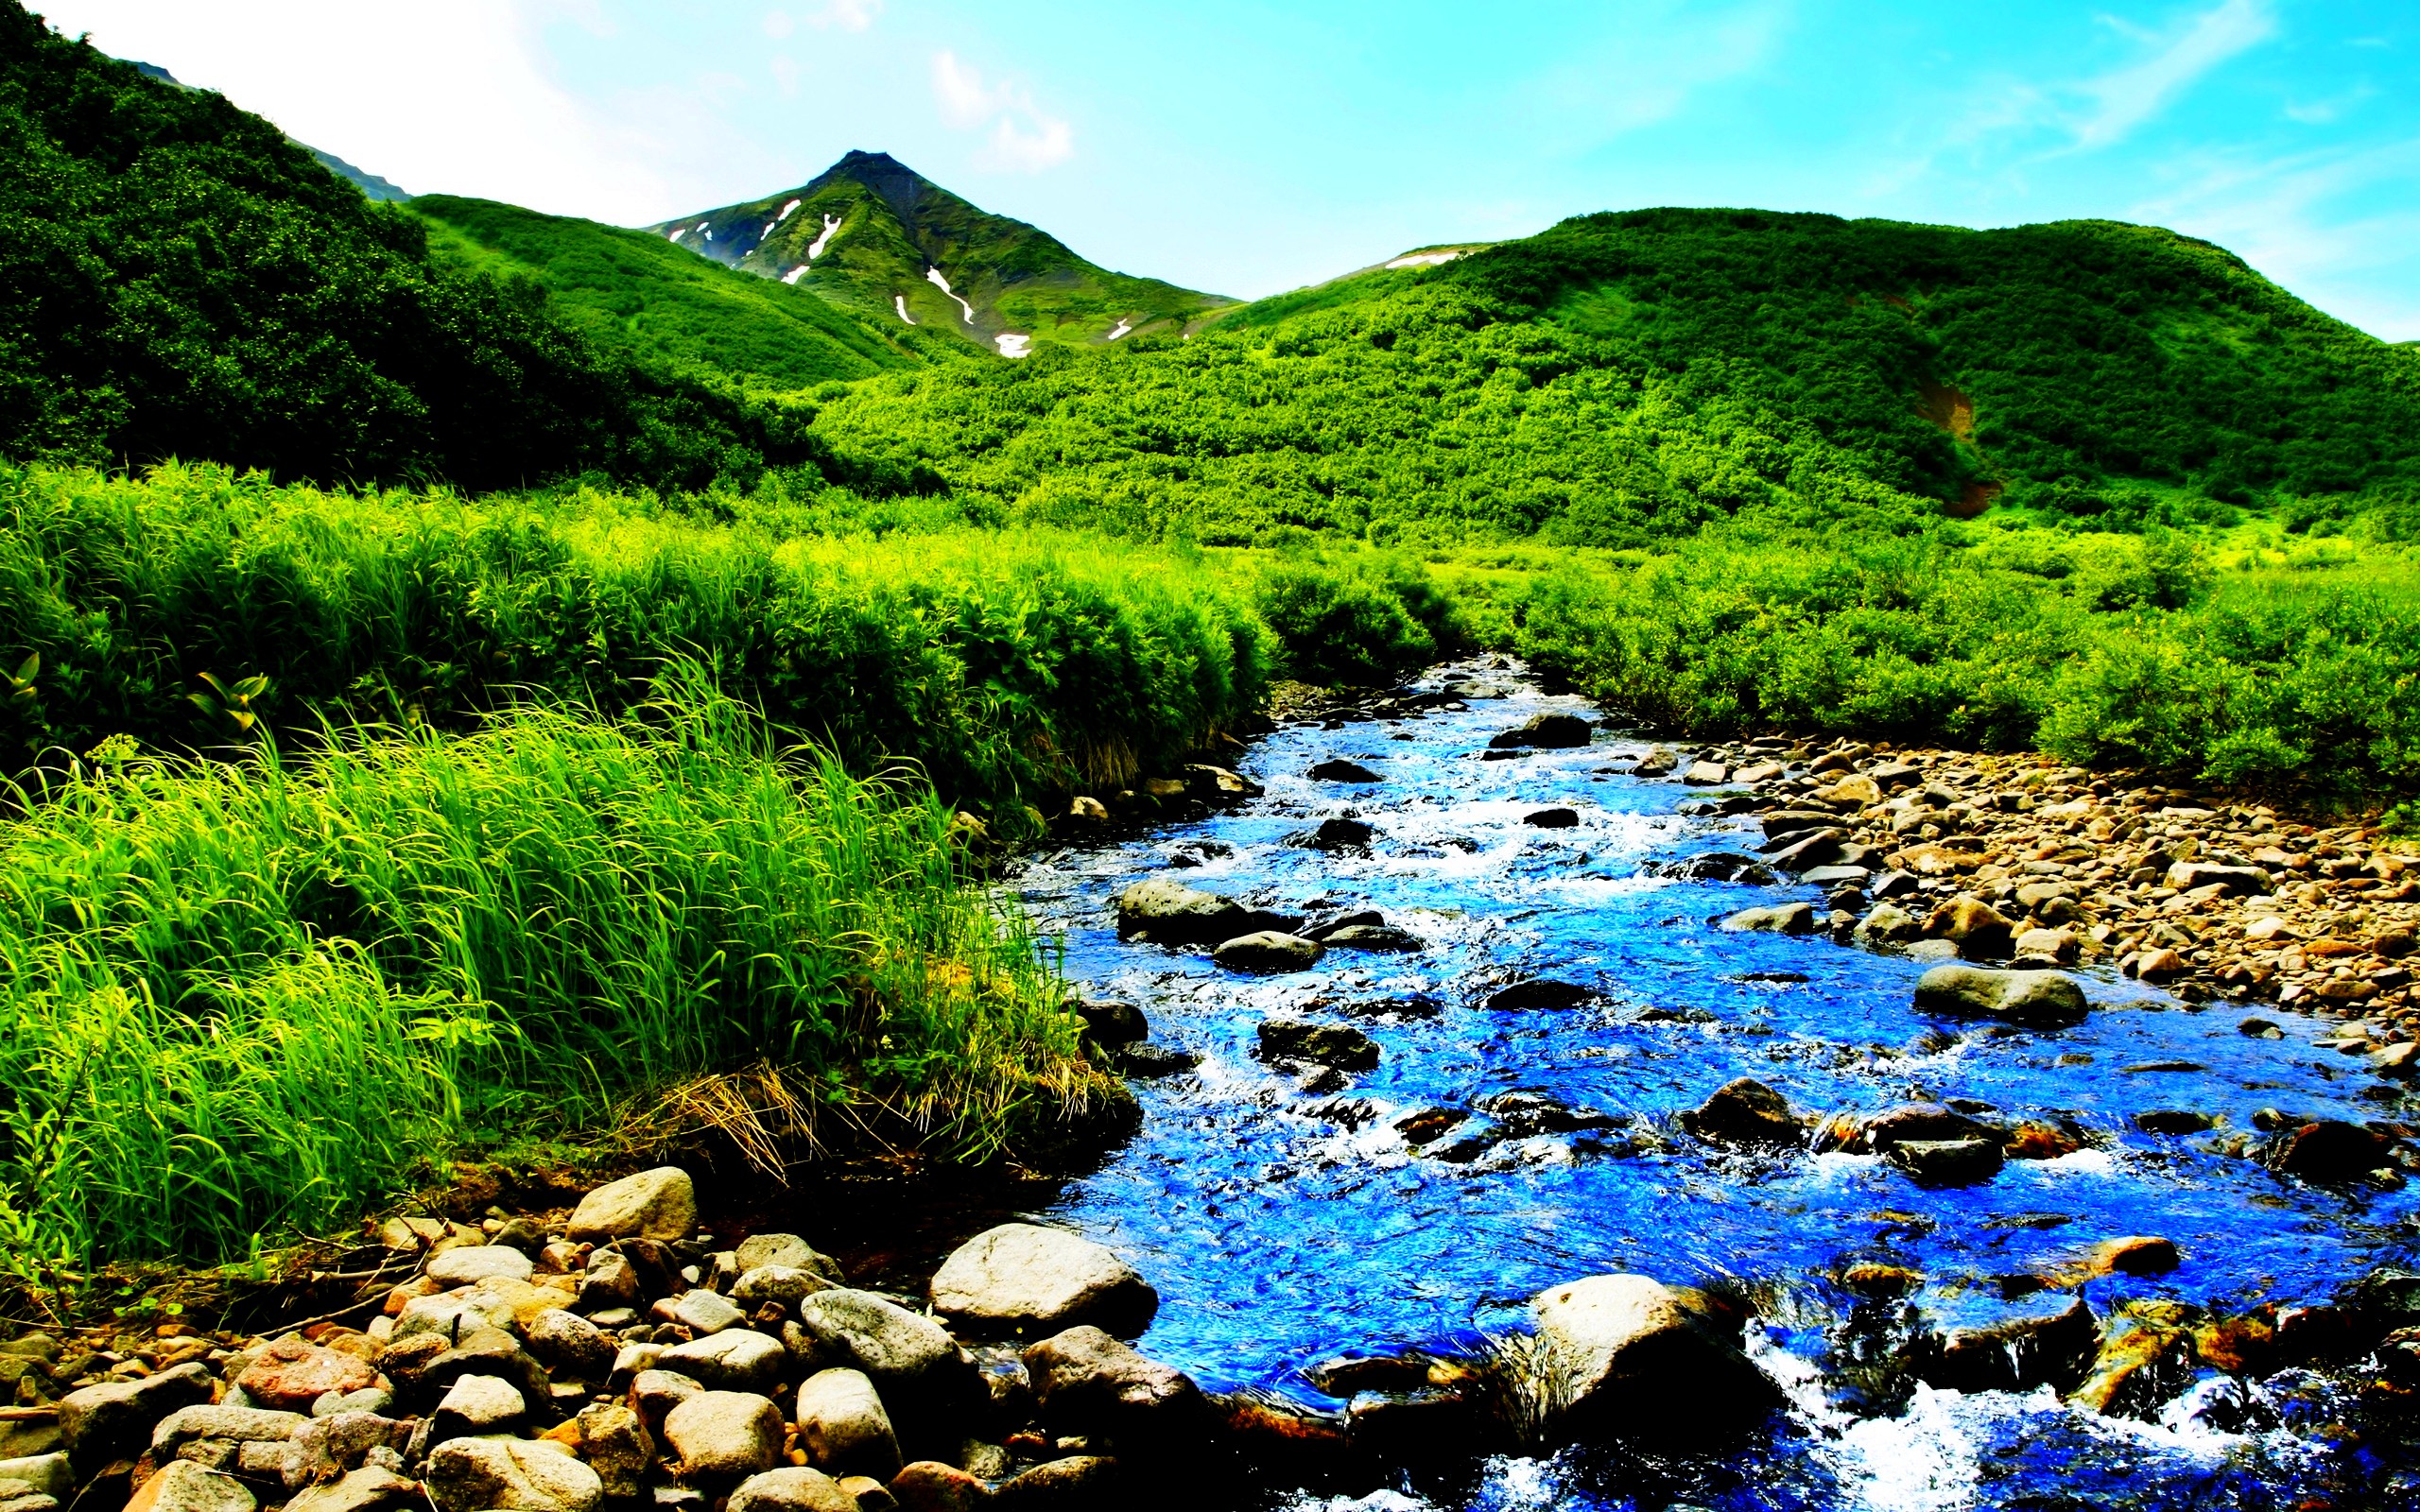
(0, 675, 1113, 1275)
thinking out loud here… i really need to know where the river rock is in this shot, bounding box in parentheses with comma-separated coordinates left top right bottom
(433, 1373, 527, 1438)
(733, 1264, 835, 1315)
(1681, 761, 1729, 785)
(1321, 923, 1426, 953)
(1484, 979, 1599, 1011)
(663, 1393, 784, 1482)
(1070, 998, 1148, 1049)
(726, 1468, 856, 1512)
(421, 1328, 550, 1401)
(793, 1370, 900, 1481)
(735, 1234, 842, 1280)
(1631, 747, 1677, 777)
(2166, 862, 2271, 896)
(59, 1361, 215, 1469)
(1718, 902, 1816, 935)
(1853, 903, 1922, 948)
(1922, 1299, 2097, 1395)
(1887, 1137, 2004, 1186)
(525, 1310, 614, 1382)
(2273, 1120, 2392, 1182)
(426, 1245, 536, 1287)
(798, 1293, 957, 1389)
(658, 1330, 787, 1394)
(124, 1461, 255, 1512)
(1529, 1275, 1779, 1438)
(1306, 759, 1382, 783)
(233, 1339, 381, 1415)
(673, 1289, 747, 1335)
(994, 1456, 1118, 1507)
(1298, 817, 1375, 852)
(2013, 927, 2080, 964)
(1021, 1328, 1204, 1445)
(1912, 965, 2089, 1028)
(0, 1455, 70, 1503)
(931, 1225, 1158, 1340)
(1824, 1104, 1996, 1154)
(282, 1467, 418, 1512)
(1113, 879, 1247, 944)
(282, 1412, 411, 1489)
(1925, 896, 2015, 960)
(1490, 713, 1592, 749)
(576, 1250, 644, 1313)
(1681, 1078, 1806, 1147)
(426, 1437, 601, 1512)
(1214, 932, 1325, 973)
(566, 1167, 697, 1245)
(1256, 1020, 1379, 1072)
(148, 1405, 310, 1458)
(888, 1462, 989, 1512)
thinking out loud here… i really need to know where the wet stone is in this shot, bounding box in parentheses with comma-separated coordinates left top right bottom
(1257, 1020, 1379, 1072)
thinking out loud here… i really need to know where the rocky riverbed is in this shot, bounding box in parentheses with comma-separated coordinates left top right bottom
(9, 658, 2420, 1512)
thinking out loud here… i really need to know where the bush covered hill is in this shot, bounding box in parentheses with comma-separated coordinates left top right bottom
(648, 149, 1234, 355)
(805, 209, 2420, 546)
(413, 193, 924, 389)
(0, 5, 843, 491)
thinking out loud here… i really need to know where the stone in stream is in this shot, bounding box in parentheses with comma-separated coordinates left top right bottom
(1818, 1104, 1997, 1155)
(1719, 902, 1817, 935)
(735, 1232, 843, 1279)
(1911, 965, 2089, 1028)
(1116, 1043, 1201, 1077)
(930, 1224, 1159, 1340)
(791, 1369, 901, 1481)
(1630, 746, 1677, 777)
(2132, 1108, 2215, 1136)
(1528, 1275, 1781, 1440)
(1070, 997, 1148, 1048)
(1886, 1137, 2004, 1187)
(1321, 924, 1426, 953)
(724, 1468, 856, 1512)
(2272, 1120, 2393, 1182)
(1523, 807, 1581, 828)
(424, 1437, 602, 1512)
(797, 1292, 959, 1390)
(565, 1166, 697, 1245)
(121, 1461, 256, 1512)
(1021, 1328, 1206, 1446)
(1489, 712, 1593, 749)
(1668, 851, 1775, 885)
(1257, 1020, 1380, 1072)
(1306, 759, 1383, 783)
(1681, 760, 1730, 785)
(1853, 902, 1923, 949)
(1213, 932, 1325, 973)
(1923, 895, 2016, 960)
(1682, 1079, 1806, 1147)
(1114, 878, 1248, 944)
(662, 1392, 785, 1482)
(1296, 817, 1376, 852)
(1919, 1299, 2098, 1395)
(1483, 978, 1600, 1011)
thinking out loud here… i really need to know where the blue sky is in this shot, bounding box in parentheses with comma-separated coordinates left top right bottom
(42, 0, 2420, 336)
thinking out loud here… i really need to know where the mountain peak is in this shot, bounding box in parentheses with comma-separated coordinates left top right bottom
(647, 151, 1230, 356)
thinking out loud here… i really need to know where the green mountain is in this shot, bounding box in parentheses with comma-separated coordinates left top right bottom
(804, 207, 2420, 543)
(125, 59, 413, 203)
(413, 195, 922, 390)
(0, 4, 833, 490)
(648, 150, 1234, 355)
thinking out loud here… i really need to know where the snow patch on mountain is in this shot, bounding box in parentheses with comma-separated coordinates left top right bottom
(1386, 249, 1461, 268)
(782, 266, 808, 284)
(895, 294, 918, 324)
(925, 267, 977, 324)
(807, 214, 843, 259)
(778, 199, 802, 222)
(995, 333, 1030, 358)
(1106, 319, 1132, 340)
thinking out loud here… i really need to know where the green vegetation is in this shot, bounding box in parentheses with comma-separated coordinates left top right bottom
(805, 209, 2420, 545)
(0, 463, 1273, 820)
(652, 151, 1233, 352)
(413, 195, 923, 388)
(0, 673, 1111, 1269)
(0, 8, 831, 491)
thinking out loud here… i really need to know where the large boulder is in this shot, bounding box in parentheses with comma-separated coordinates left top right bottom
(1912, 965, 2089, 1028)
(2273, 1120, 2393, 1182)
(1886, 1138, 2004, 1187)
(1021, 1328, 1204, 1447)
(726, 1467, 856, 1512)
(424, 1437, 603, 1512)
(792, 1369, 900, 1481)
(1681, 1079, 1806, 1147)
(1213, 933, 1325, 974)
(930, 1224, 1159, 1340)
(657, 1330, 788, 1394)
(1853, 903, 1923, 949)
(1256, 1020, 1379, 1072)
(1114, 879, 1248, 944)
(1924, 895, 2016, 959)
(732, 1264, 835, 1314)
(1529, 1276, 1780, 1438)
(1489, 712, 1593, 750)
(147, 1406, 309, 1459)
(797, 1292, 958, 1389)
(565, 1167, 697, 1244)
(1718, 902, 1816, 936)
(432, 1373, 527, 1439)
(58, 1362, 215, 1469)
(662, 1392, 785, 1482)
(1322, 924, 1426, 954)
(888, 1462, 991, 1512)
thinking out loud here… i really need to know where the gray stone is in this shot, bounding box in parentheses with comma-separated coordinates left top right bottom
(1887, 1138, 2005, 1187)
(1255, 1020, 1379, 1072)
(2014, 928, 2080, 964)
(1490, 712, 1593, 750)
(424, 1436, 603, 1512)
(608, 1343, 664, 1393)
(433, 1373, 526, 1438)
(1113, 879, 1247, 945)
(1529, 1275, 1780, 1437)
(312, 1389, 390, 1420)
(281, 1468, 418, 1512)
(1022, 1327, 1203, 1445)
(574, 1404, 653, 1501)
(577, 1251, 643, 1313)
(423, 1327, 550, 1401)
(1802, 866, 1873, 888)
(1905, 938, 1961, 963)
(797, 1293, 957, 1390)
(426, 1246, 535, 1287)
(727, 1468, 856, 1512)
(1631, 746, 1677, 777)
(630, 1369, 704, 1435)
(1681, 761, 1729, 785)
(1320, 924, 1426, 954)
(281, 1413, 409, 1491)
(566, 1167, 698, 1245)
(2166, 862, 2271, 896)
(930, 1225, 1158, 1341)
(392, 1294, 488, 1347)
(657, 1329, 787, 1394)
(672, 1290, 746, 1335)
(58, 1361, 215, 1469)
(148, 1408, 308, 1456)
(525, 1310, 614, 1382)
(1718, 902, 1816, 935)
(1213, 932, 1325, 973)
(793, 1369, 900, 1481)
(1913, 964, 2089, 1028)
(733, 1265, 835, 1315)
(663, 1392, 784, 1482)
(0, 1457, 68, 1503)
(126, 1461, 253, 1512)
(1853, 903, 1923, 948)
(1306, 759, 1383, 783)
(735, 1234, 842, 1280)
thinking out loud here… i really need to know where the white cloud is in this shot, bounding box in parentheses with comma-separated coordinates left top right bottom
(1528, 0, 1791, 147)
(930, 48, 1074, 173)
(808, 0, 882, 32)
(2069, 0, 2275, 149)
(762, 9, 793, 40)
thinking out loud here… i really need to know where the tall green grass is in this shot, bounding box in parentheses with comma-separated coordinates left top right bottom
(0, 672, 1112, 1269)
(0, 463, 1273, 823)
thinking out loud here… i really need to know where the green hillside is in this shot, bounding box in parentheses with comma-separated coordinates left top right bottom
(413, 194, 924, 389)
(0, 5, 827, 491)
(802, 208, 2420, 544)
(648, 150, 1234, 355)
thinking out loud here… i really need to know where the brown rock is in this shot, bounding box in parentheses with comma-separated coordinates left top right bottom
(887, 1462, 989, 1512)
(1680, 1078, 1806, 1147)
(1924, 895, 2014, 959)
(1020, 1328, 1203, 1445)
(2088, 1236, 2181, 1278)
(2273, 1120, 2392, 1182)
(1892, 843, 1986, 877)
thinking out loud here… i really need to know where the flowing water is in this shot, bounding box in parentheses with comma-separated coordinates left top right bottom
(1006, 662, 2420, 1509)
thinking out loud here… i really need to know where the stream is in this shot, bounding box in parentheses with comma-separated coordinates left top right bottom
(1004, 661, 2420, 1510)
